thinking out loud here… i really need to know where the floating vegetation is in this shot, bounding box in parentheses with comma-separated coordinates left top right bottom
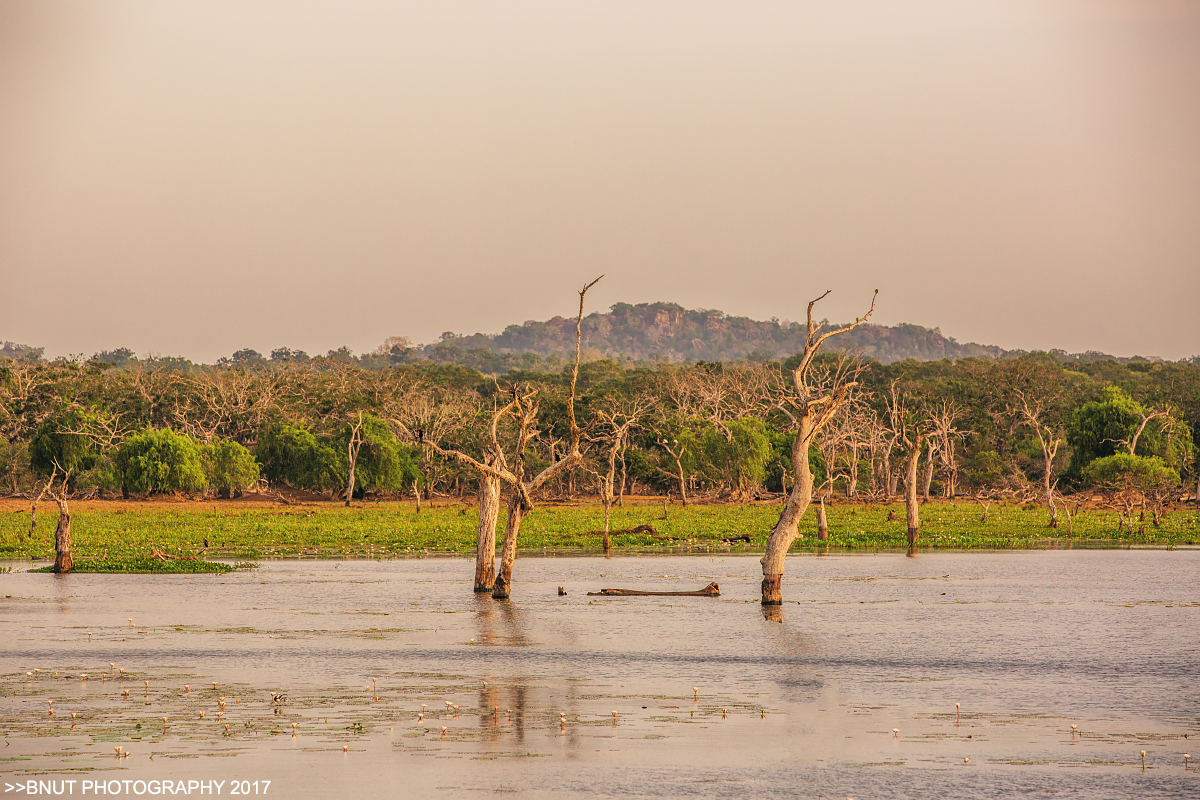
(27, 558, 251, 574)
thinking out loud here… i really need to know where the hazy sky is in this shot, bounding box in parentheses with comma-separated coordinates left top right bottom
(2, 0, 1198, 362)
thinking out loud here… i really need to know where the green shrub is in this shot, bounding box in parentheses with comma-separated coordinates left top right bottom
(698, 418, 772, 497)
(201, 439, 261, 498)
(114, 428, 207, 495)
(1080, 453, 1180, 490)
(256, 422, 339, 490)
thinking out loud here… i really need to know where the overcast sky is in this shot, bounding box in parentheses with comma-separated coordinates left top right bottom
(2, 0, 1198, 362)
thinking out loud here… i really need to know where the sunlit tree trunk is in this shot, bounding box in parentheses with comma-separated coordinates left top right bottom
(491, 496, 526, 599)
(904, 431, 923, 544)
(345, 413, 363, 507)
(474, 473, 501, 592)
(922, 438, 936, 503)
(51, 489, 72, 573)
(762, 415, 816, 604)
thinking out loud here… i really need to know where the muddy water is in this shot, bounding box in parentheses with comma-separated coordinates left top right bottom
(2, 550, 1197, 799)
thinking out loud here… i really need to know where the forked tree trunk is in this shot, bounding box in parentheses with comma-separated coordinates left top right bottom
(816, 496, 829, 541)
(492, 497, 527, 599)
(922, 439, 936, 503)
(904, 432, 923, 544)
(474, 474, 501, 592)
(52, 495, 72, 573)
(761, 415, 815, 604)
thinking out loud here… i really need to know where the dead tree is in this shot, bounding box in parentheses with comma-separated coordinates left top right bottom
(881, 380, 905, 497)
(1017, 392, 1064, 527)
(590, 397, 650, 552)
(901, 424, 924, 544)
(921, 435, 939, 503)
(39, 466, 73, 573)
(655, 434, 690, 507)
(344, 412, 364, 507)
(429, 277, 600, 598)
(760, 289, 876, 605)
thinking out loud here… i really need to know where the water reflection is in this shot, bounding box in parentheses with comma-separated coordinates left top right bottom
(1, 551, 1197, 800)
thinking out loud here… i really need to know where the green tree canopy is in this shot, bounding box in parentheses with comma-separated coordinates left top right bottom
(255, 422, 339, 491)
(201, 439, 261, 498)
(114, 428, 206, 495)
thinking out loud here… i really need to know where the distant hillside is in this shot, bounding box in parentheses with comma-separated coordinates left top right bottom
(6, 304, 1178, 372)
(436, 302, 1007, 365)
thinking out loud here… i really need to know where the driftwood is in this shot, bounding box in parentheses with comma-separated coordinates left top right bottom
(587, 582, 720, 597)
(150, 547, 201, 562)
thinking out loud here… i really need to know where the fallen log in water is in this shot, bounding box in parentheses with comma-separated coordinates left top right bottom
(587, 582, 720, 597)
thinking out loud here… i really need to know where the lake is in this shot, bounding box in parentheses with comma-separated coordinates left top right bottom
(2, 550, 1197, 799)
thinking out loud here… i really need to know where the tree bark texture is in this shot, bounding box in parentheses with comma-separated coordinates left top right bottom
(816, 497, 829, 541)
(52, 496, 72, 573)
(491, 496, 526, 599)
(761, 415, 815, 604)
(473, 474, 501, 592)
(904, 431, 923, 544)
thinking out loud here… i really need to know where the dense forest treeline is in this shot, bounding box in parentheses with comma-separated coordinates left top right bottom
(7, 302, 1195, 375)
(2, 343, 1197, 506)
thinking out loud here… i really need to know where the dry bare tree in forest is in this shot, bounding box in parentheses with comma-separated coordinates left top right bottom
(428, 277, 601, 598)
(926, 400, 963, 499)
(822, 396, 874, 498)
(590, 395, 652, 551)
(760, 290, 876, 606)
(344, 413, 364, 507)
(900, 421, 925, 544)
(1016, 391, 1064, 526)
(655, 433, 690, 507)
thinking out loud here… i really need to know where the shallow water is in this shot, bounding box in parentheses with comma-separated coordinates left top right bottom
(2, 550, 1198, 799)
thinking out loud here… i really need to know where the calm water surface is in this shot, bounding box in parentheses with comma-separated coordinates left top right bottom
(2, 550, 1197, 799)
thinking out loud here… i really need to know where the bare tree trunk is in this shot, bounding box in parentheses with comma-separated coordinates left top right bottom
(676, 457, 687, 507)
(617, 450, 627, 508)
(492, 497, 526, 600)
(345, 414, 363, 507)
(29, 481, 49, 539)
(922, 439, 936, 503)
(474, 474, 501, 592)
(52, 494, 72, 574)
(762, 415, 815, 604)
(816, 495, 828, 541)
(904, 432, 923, 544)
(414, 478, 422, 513)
